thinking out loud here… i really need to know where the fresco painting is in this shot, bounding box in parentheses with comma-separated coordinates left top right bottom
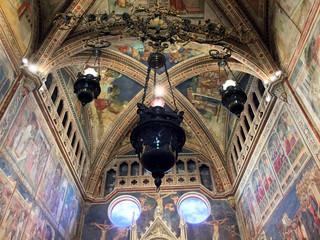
(5, 98, 51, 188)
(22, 205, 55, 240)
(238, 186, 261, 239)
(277, 0, 313, 31)
(59, 184, 81, 239)
(263, 160, 320, 239)
(90, 69, 142, 140)
(273, 3, 300, 67)
(38, 150, 68, 222)
(117, 42, 202, 68)
(177, 72, 227, 151)
(0, 183, 32, 240)
(289, 14, 320, 134)
(83, 191, 239, 239)
(266, 132, 294, 191)
(0, 0, 32, 53)
(0, 167, 16, 222)
(275, 111, 309, 172)
(0, 43, 17, 103)
(110, 0, 204, 17)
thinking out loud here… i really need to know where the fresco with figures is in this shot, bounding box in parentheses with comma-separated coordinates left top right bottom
(0, 94, 82, 239)
(238, 103, 314, 239)
(37, 149, 68, 223)
(261, 160, 320, 239)
(89, 69, 142, 141)
(82, 191, 240, 239)
(116, 42, 203, 69)
(109, 0, 204, 18)
(4, 96, 51, 189)
(177, 73, 250, 152)
(0, 43, 17, 103)
(0, 0, 33, 53)
(289, 12, 320, 134)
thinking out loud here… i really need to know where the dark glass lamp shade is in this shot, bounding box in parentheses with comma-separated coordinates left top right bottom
(130, 104, 186, 188)
(221, 85, 247, 117)
(74, 72, 101, 106)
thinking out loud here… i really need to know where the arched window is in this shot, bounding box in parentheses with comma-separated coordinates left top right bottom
(45, 74, 52, 90)
(119, 162, 128, 176)
(199, 165, 213, 191)
(258, 80, 265, 96)
(105, 169, 116, 195)
(187, 159, 196, 173)
(57, 100, 63, 116)
(51, 86, 58, 103)
(176, 160, 185, 174)
(62, 112, 68, 127)
(67, 122, 72, 138)
(130, 162, 140, 176)
(108, 195, 141, 227)
(177, 192, 210, 224)
(248, 104, 255, 121)
(252, 92, 260, 109)
(244, 116, 250, 132)
(71, 132, 76, 148)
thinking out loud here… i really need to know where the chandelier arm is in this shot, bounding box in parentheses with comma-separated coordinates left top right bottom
(225, 61, 237, 82)
(153, 68, 157, 99)
(141, 65, 152, 105)
(164, 63, 177, 111)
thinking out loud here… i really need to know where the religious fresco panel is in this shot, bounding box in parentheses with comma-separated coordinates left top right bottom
(4, 96, 51, 189)
(263, 159, 320, 239)
(237, 100, 316, 239)
(22, 205, 56, 240)
(0, 0, 33, 53)
(37, 149, 68, 223)
(289, 12, 320, 135)
(0, 42, 17, 103)
(0, 182, 32, 240)
(59, 184, 81, 239)
(83, 191, 240, 240)
(89, 68, 143, 141)
(273, 2, 301, 68)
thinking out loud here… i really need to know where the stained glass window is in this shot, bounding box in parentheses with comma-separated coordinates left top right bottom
(108, 196, 141, 227)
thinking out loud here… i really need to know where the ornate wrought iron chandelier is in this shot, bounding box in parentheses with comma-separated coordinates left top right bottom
(73, 38, 110, 106)
(55, 1, 254, 189)
(209, 46, 247, 117)
(54, 2, 256, 51)
(130, 52, 186, 190)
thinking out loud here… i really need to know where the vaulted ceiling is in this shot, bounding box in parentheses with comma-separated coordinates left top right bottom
(2, 0, 295, 194)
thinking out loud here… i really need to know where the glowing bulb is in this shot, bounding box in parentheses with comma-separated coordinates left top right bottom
(84, 68, 98, 77)
(22, 58, 28, 65)
(266, 94, 271, 102)
(28, 64, 37, 73)
(222, 79, 236, 90)
(155, 86, 164, 97)
(275, 70, 282, 77)
(151, 98, 165, 107)
(270, 75, 276, 82)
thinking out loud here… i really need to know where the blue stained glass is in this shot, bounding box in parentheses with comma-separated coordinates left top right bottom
(179, 197, 209, 224)
(110, 201, 141, 227)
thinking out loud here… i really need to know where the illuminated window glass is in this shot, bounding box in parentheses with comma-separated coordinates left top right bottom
(108, 195, 141, 227)
(178, 192, 210, 224)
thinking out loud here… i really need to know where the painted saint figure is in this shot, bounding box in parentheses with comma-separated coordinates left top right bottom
(90, 220, 115, 240)
(204, 216, 229, 240)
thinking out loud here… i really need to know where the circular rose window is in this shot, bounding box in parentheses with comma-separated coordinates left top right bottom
(108, 195, 141, 227)
(177, 192, 210, 224)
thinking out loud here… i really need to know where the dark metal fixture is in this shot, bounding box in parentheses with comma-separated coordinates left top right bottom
(130, 52, 186, 190)
(209, 47, 247, 117)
